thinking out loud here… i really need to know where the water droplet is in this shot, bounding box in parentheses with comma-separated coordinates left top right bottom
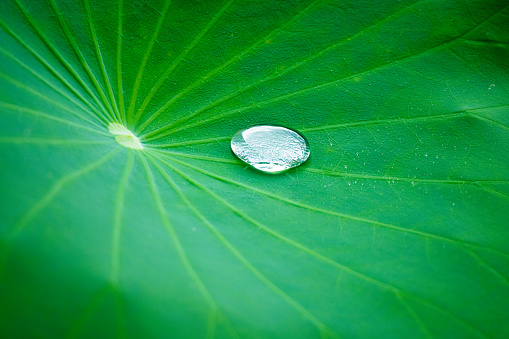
(231, 125, 310, 173)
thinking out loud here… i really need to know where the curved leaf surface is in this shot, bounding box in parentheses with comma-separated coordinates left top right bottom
(1, 0, 509, 337)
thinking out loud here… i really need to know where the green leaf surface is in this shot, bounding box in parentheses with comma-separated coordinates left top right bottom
(1, 0, 509, 337)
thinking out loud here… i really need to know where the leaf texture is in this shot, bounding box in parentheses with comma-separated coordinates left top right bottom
(1, 0, 509, 337)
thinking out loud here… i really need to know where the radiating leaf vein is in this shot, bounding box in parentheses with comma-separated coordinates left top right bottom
(147, 152, 338, 338)
(154, 151, 509, 259)
(148, 150, 488, 338)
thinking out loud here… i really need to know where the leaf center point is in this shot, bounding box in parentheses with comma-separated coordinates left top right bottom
(108, 123, 143, 150)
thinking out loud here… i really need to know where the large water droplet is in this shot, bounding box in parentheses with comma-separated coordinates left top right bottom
(231, 125, 310, 173)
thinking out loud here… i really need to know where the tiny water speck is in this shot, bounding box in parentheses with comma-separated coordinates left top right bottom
(231, 125, 310, 173)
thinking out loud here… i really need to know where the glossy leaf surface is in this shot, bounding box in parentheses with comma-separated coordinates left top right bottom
(1, 0, 509, 337)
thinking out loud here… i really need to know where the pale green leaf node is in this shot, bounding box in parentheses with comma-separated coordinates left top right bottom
(108, 122, 143, 149)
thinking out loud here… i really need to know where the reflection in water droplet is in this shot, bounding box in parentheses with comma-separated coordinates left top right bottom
(231, 125, 310, 173)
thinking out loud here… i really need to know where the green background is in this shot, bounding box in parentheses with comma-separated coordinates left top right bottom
(1, 0, 509, 337)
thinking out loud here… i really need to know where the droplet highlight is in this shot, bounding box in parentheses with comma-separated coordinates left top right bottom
(231, 125, 310, 173)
